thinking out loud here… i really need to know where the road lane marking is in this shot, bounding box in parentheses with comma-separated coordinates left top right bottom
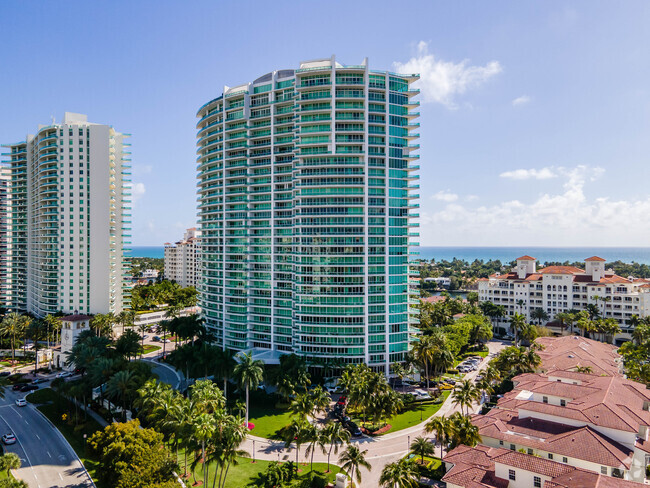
(59, 473, 63, 480)
(35, 434, 40, 440)
(47, 451, 51, 458)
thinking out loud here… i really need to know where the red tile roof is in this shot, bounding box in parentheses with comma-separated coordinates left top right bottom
(495, 371, 650, 433)
(517, 255, 537, 261)
(474, 410, 634, 468)
(443, 445, 640, 488)
(61, 314, 92, 322)
(585, 256, 607, 262)
(535, 336, 621, 377)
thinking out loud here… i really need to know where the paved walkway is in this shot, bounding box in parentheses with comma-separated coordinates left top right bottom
(240, 341, 507, 487)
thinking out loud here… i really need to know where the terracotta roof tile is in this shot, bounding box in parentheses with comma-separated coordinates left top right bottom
(585, 256, 607, 262)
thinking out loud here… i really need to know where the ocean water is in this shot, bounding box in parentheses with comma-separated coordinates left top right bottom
(416, 247, 650, 265)
(129, 245, 650, 265)
(130, 246, 165, 259)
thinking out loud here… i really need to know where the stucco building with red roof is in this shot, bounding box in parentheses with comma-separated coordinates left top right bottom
(478, 255, 650, 343)
(443, 444, 643, 488)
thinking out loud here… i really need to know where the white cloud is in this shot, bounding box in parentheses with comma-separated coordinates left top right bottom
(419, 165, 650, 246)
(500, 167, 558, 180)
(130, 182, 146, 203)
(133, 164, 153, 174)
(393, 41, 502, 109)
(432, 190, 459, 202)
(512, 95, 531, 106)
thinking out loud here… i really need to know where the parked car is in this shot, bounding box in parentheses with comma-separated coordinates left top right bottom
(55, 371, 73, 379)
(20, 384, 38, 392)
(152, 336, 161, 342)
(31, 378, 47, 384)
(2, 433, 16, 445)
(162, 339, 171, 343)
(413, 389, 431, 400)
(12, 384, 24, 391)
(345, 421, 362, 437)
(15, 398, 27, 407)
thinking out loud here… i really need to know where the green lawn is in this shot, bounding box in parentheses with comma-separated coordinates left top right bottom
(356, 391, 450, 435)
(176, 453, 342, 487)
(142, 344, 161, 354)
(26, 388, 105, 487)
(248, 405, 294, 439)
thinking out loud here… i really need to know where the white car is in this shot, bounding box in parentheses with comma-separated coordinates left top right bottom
(55, 371, 73, 379)
(15, 398, 27, 407)
(413, 389, 431, 400)
(2, 433, 16, 445)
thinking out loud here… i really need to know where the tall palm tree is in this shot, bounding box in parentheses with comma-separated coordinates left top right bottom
(530, 308, 549, 325)
(309, 386, 331, 416)
(509, 313, 527, 345)
(214, 348, 237, 398)
(192, 412, 215, 485)
(0, 313, 27, 364)
(410, 436, 434, 464)
(106, 370, 137, 420)
(289, 393, 315, 420)
(117, 310, 136, 336)
(451, 379, 480, 416)
(321, 421, 350, 473)
(413, 335, 434, 390)
(338, 445, 371, 487)
(302, 423, 320, 473)
(233, 352, 264, 427)
(282, 418, 308, 471)
(425, 415, 451, 459)
(379, 458, 420, 488)
(44, 314, 62, 365)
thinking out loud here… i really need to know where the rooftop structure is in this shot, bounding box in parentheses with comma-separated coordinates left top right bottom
(535, 335, 622, 376)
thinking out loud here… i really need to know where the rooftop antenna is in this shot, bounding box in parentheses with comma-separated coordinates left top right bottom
(51, 115, 55, 124)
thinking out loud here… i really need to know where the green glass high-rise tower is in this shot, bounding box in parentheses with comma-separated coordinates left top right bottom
(196, 56, 420, 371)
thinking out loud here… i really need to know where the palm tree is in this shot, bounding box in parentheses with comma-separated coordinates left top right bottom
(425, 415, 451, 458)
(233, 352, 264, 427)
(0, 452, 21, 477)
(289, 393, 315, 420)
(321, 421, 350, 473)
(282, 418, 308, 471)
(137, 322, 148, 358)
(117, 310, 136, 336)
(303, 423, 320, 473)
(509, 313, 527, 345)
(413, 335, 434, 390)
(192, 412, 215, 485)
(214, 348, 237, 398)
(106, 370, 137, 420)
(449, 412, 481, 448)
(44, 314, 62, 365)
(530, 308, 549, 326)
(451, 379, 480, 415)
(379, 458, 420, 488)
(309, 386, 331, 416)
(410, 436, 434, 464)
(0, 313, 27, 364)
(338, 445, 371, 487)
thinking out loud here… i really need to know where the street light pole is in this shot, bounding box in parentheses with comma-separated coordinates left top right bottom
(252, 440, 256, 463)
(408, 435, 410, 451)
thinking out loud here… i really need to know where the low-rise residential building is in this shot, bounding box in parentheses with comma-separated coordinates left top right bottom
(443, 444, 642, 488)
(478, 255, 650, 343)
(473, 369, 650, 482)
(164, 227, 201, 288)
(535, 335, 623, 376)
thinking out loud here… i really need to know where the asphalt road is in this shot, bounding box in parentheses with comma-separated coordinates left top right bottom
(0, 385, 93, 488)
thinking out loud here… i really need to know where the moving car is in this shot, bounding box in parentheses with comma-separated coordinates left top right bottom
(55, 371, 73, 379)
(32, 378, 47, 384)
(15, 398, 27, 407)
(12, 384, 24, 391)
(2, 433, 16, 445)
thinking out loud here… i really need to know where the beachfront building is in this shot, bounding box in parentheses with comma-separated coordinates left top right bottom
(164, 227, 201, 288)
(195, 56, 420, 370)
(477, 255, 650, 342)
(1, 112, 131, 316)
(0, 166, 10, 307)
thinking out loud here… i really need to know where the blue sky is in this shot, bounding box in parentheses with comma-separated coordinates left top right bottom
(2, 1, 650, 246)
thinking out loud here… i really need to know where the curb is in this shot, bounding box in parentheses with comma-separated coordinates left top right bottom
(30, 405, 96, 487)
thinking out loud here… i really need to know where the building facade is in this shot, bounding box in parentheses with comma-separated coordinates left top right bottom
(195, 56, 420, 370)
(1, 112, 131, 317)
(0, 166, 9, 308)
(164, 227, 201, 288)
(478, 256, 650, 341)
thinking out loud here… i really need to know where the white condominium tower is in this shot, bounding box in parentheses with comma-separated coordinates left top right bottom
(164, 227, 201, 288)
(196, 56, 420, 371)
(1, 112, 131, 317)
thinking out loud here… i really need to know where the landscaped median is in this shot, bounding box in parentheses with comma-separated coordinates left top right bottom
(25, 388, 105, 487)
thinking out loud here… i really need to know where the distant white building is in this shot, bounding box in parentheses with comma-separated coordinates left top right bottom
(423, 277, 451, 288)
(141, 269, 159, 279)
(164, 228, 201, 288)
(478, 255, 650, 342)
